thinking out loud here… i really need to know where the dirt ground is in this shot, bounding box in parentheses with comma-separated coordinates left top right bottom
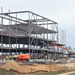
(1, 60, 75, 74)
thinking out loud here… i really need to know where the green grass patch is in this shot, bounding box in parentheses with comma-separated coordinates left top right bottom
(0, 68, 16, 75)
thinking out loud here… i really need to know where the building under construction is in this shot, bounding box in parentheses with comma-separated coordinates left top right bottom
(0, 10, 67, 60)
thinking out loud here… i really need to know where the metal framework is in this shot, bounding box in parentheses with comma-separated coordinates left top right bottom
(0, 8, 66, 60)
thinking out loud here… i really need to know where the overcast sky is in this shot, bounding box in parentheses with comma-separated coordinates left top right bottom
(0, 0, 75, 48)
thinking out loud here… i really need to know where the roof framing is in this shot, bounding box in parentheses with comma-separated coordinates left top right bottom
(0, 11, 58, 24)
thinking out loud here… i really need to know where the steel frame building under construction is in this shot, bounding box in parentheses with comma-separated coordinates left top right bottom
(0, 9, 66, 60)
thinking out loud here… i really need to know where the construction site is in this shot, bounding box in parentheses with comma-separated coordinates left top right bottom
(0, 9, 75, 75)
(0, 9, 68, 60)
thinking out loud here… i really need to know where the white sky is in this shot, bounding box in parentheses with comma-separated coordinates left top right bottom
(0, 0, 75, 48)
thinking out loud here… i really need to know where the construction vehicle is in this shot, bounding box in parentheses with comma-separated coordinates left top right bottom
(17, 54, 30, 62)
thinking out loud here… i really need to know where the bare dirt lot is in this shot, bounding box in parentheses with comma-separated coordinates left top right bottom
(0, 60, 75, 74)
